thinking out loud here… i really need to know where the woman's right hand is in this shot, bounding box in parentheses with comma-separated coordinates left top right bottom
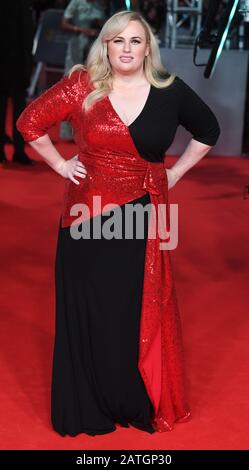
(55, 155, 87, 185)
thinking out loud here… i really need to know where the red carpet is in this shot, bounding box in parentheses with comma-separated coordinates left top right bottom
(0, 136, 248, 450)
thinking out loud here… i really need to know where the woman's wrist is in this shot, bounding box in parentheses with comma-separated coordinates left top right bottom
(169, 166, 181, 182)
(52, 157, 66, 174)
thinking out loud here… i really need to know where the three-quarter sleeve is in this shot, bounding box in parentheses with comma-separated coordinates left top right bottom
(16, 71, 81, 142)
(177, 77, 221, 146)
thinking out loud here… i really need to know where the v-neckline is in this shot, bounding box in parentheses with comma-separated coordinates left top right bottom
(106, 84, 152, 129)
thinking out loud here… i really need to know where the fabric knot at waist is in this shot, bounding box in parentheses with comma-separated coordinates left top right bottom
(78, 153, 168, 200)
(62, 153, 169, 227)
(142, 162, 167, 196)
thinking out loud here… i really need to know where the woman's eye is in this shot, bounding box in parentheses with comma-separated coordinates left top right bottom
(113, 40, 141, 44)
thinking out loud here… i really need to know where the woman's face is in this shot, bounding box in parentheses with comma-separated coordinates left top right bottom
(107, 20, 150, 76)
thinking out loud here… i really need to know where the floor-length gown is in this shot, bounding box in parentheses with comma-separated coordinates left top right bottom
(16, 69, 220, 437)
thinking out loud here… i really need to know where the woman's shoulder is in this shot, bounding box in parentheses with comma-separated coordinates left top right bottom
(155, 75, 197, 101)
(153, 74, 183, 91)
(166, 74, 186, 90)
(152, 74, 185, 98)
(169, 75, 200, 95)
(67, 67, 90, 85)
(62, 68, 92, 96)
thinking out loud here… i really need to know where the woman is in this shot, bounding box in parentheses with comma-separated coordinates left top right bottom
(60, 0, 105, 140)
(16, 10, 220, 437)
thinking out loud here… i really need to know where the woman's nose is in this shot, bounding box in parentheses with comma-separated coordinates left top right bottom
(123, 42, 131, 52)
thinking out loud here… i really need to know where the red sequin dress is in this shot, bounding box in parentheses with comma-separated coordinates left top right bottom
(16, 70, 220, 436)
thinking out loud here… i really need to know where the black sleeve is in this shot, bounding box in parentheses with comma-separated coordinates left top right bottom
(177, 77, 221, 146)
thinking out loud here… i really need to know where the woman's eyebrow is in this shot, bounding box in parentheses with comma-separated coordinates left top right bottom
(115, 36, 142, 39)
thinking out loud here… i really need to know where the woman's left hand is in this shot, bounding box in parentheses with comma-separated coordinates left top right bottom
(165, 168, 180, 190)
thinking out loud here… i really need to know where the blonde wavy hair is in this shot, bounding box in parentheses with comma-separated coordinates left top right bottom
(68, 9, 176, 111)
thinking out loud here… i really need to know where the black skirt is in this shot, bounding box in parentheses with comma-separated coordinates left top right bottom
(51, 192, 156, 436)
